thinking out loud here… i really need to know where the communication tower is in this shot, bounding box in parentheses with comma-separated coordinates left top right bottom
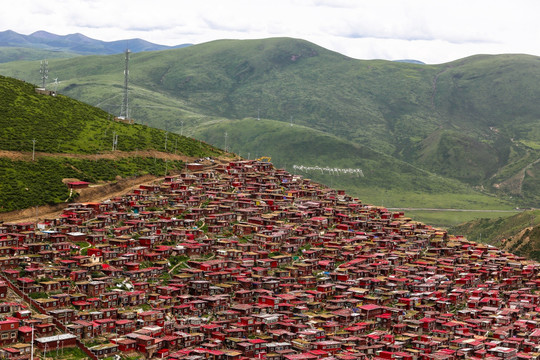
(120, 48, 131, 122)
(39, 60, 48, 88)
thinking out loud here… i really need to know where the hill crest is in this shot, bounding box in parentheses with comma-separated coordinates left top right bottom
(0, 29, 192, 55)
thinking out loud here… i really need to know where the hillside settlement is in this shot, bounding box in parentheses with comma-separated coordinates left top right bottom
(0, 160, 539, 360)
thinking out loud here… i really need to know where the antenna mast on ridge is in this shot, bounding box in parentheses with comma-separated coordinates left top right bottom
(120, 48, 131, 123)
(39, 60, 48, 88)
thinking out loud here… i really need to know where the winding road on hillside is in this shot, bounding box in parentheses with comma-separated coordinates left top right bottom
(0, 149, 193, 162)
(0, 151, 231, 223)
(388, 207, 524, 213)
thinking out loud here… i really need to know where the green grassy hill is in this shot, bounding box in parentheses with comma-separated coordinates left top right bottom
(0, 75, 223, 212)
(0, 75, 221, 155)
(450, 210, 540, 261)
(0, 47, 79, 63)
(1, 38, 539, 208)
(194, 118, 509, 211)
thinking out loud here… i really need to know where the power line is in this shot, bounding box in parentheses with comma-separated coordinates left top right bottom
(94, 93, 123, 108)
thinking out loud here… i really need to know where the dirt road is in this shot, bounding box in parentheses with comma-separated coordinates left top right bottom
(0, 149, 193, 162)
(0, 151, 235, 223)
(0, 174, 163, 223)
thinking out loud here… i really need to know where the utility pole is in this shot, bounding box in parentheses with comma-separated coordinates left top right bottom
(112, 131, 117, 151)
(39, 60, 48, 88)
(30, 323, 34, 360)
(32, 139, 36, 161)
(164, 132, 168, 151)
(224, 132, 228, 153)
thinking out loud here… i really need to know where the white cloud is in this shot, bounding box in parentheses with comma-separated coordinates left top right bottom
(1, 0, 540, 63)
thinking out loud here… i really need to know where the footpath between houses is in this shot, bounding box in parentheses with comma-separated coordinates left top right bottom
(0, 275, 98, 359)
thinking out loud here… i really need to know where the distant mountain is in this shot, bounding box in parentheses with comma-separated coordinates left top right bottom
(0, 30, 191, 56)
(394, 59, 425, 64)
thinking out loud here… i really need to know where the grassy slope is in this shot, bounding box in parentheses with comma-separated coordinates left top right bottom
(0, 75, 221, 156)
(450, 210, 540, 260)
(1, 38, 539, 207)
(0, 156, 182, 212)
(0, 47, 79, 63)
(195, 118, 511, 211)
(402, 210, 520, 229)
(0, 75, 224, 212)
(420, 55, 540, 190)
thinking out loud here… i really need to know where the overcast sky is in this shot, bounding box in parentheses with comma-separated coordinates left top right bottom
(2, 0, 540, 64)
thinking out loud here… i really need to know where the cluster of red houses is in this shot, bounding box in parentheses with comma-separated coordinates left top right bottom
(0, 160, 539, 360)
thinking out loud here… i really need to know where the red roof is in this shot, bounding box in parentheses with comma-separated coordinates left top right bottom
(67, 181, 90, 186)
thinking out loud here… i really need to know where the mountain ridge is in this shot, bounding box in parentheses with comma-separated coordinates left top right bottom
(0, 29, 192, 56)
